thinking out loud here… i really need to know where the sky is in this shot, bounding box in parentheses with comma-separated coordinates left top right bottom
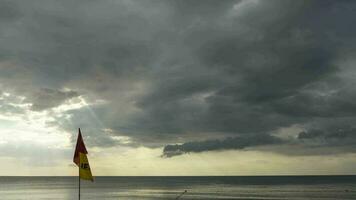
(0, 0, 356, 176)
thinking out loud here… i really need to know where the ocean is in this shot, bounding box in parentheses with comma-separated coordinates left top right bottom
(0, 176, 355, 199)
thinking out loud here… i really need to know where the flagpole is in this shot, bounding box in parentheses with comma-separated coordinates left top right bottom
(78, 165, 81, 200)
(74, 128, 93, 200)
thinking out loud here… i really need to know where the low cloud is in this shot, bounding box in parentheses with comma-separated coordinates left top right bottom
(298, 127, 356, 146)
(163, 134, 283, 157)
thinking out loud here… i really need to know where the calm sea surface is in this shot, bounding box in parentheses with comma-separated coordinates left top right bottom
(0, 176, 355, 199)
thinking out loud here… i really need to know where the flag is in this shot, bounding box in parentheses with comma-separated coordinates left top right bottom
(73, 128, 88, 166)
(79, 152, 93, 181)
(73, 128, 93, 181)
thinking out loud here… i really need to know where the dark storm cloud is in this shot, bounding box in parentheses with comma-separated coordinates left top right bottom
(163, 134, 282, 157)
(132, 0, 341, 136)
(0, 1, 22, 22)
(29, 88, 79, 111)
(0, 0, 162, 89)
(0, 0, 356, 155)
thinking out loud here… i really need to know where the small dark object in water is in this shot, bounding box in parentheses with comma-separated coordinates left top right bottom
(175, 190, 187, 199)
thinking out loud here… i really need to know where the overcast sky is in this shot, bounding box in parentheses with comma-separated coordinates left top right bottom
(0, 0, 356, 175)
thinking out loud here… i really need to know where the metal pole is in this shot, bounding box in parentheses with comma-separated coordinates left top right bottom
(79, 166, 81, 200)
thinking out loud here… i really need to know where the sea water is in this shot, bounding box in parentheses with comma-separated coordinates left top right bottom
(0, 176, 355, 199)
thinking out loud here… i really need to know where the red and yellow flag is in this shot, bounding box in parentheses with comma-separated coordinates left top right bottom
(73, 128, 93, 181)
